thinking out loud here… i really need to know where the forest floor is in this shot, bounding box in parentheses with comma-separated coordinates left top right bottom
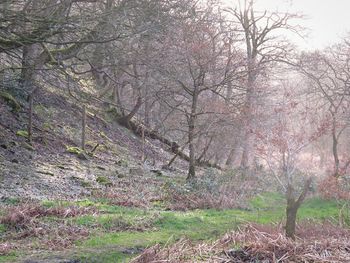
(0, 192, 345, 262)
(1, 88, 349, 262)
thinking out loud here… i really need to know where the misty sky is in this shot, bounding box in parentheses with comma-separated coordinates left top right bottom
(223, 0, 350, 50)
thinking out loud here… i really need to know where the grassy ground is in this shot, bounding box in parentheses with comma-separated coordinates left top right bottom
(0, 192, 345, 263)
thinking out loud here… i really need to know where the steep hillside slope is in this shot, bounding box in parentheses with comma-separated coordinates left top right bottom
(0, 87, 189, 202)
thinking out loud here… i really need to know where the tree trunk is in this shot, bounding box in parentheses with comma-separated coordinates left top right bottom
(331, 119, 340, 177)
(187, 90, 198, 181)
(165, 143, 187, 168)
(81, 105, 86, 151)
(113, 81, 125, 116)
(285, 178, 312, 239)
(117, 96, 142, 128)
(225, 148, 235, 167)
(196, 135, 213, 163)
(240, 80, 255, 169)
(241, 130, 254, 168)
(141, 125, 145, 162)
(285, 198, 298, 240)
(187, 118, 196, 180)
(116, 113, 221, 170)
(28, 92, 34, 143)
(144, 90, 151, 127)
(319, 149, 325, 168)
(240, 13, 258, 169)
(22, 43, 41, 144)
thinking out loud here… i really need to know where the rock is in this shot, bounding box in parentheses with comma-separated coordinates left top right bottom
(37, 170, 55, 176)
(16, 130, 29, 138)
(129, 167, 144, 176)
(0, 144, 7, 149)
(9, 141, 18, 146)
(116, 159, 128, 167)
(117, 173, 125, 178)
(0, 91, 21, 112)
(80, 180, 91, 188)
(66, 146, 83, 154)
(96, 176, 112, 186)
(56, 165, 66, 170)
(151, 169, 163, 176)
(96, 165, 106, 170)
(77, 152, 88, 160)
(22, 142, 35, 151)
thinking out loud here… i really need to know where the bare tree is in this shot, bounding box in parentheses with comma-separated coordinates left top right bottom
(154, 2, 244, 180)
(298, 45, 350, 177)
(227, 0, 301, 169)
(256, 81, 322, 239)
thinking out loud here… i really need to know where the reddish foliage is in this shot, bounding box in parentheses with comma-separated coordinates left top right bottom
(0, 243, 15, 255)
(318, 176, 350, 200)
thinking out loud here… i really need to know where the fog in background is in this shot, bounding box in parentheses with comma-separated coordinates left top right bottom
(223, 0, 350, 49)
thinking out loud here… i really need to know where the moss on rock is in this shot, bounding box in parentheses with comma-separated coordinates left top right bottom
(66, 146, 84, 155)
(96, 176, 112, 186)
(16, 130, 28, 138)
(0, 91, 21, 112)
(22, 142, 35, 151)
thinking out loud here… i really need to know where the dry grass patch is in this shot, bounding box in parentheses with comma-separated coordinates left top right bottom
(1, 203, 98, 229)
(162, 174, 259, 211)
(132, 222, 350, 262)
(0, 203, 97, 251)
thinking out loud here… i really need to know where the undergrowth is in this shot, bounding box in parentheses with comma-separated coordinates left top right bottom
(0, 193, 348, 262)
(162, 170, 262, 210)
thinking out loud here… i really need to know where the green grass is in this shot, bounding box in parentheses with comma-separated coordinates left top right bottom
(0, 254, 17, 263)
(77, 193, 344, 262)
(298, 197, 340, 221)
(1, 193, 346, 263)
(83, 231, 172, 248)
(0, 224, 6, 234)
(249, 191, 285, 209)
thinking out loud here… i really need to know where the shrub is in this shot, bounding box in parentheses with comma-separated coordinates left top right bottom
(318, 175, 350, 200)
(162, 170, 259, 210)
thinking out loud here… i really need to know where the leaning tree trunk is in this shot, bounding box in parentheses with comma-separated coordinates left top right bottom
(117, 96, 142, 128)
